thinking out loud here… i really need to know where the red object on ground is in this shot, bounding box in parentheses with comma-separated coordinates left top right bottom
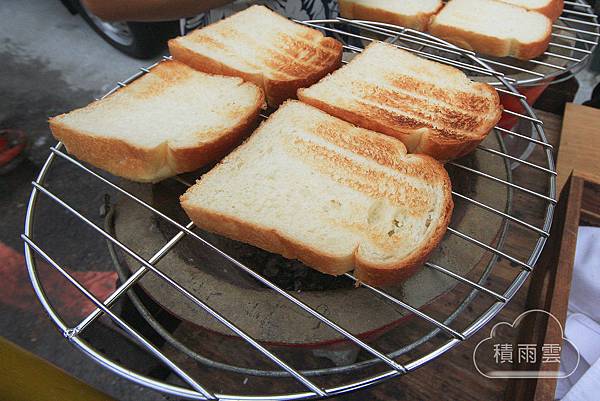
(0, 242, 117, 319)
(0, 129, 27, 168)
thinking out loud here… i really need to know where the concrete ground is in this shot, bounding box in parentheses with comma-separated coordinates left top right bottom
(0, 1, 167, 400)
(1, 1, 599, 400)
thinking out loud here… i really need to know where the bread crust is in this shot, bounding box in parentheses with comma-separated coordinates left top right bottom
(540, 0, 564, 21)
(168, 10, 343, 107)
(531, 0, 563, 20)
(181, 101, 454, 286)
(50, 121, 168, 182)
(339, 0, 442, 31)
(49, 84, 264, 183)
(428, 7, 553, 60)
(501, 0, 564, 20)
(181, 205, 356, 276)
(354, 159, 453, 286)
(298, 91, 501, 161)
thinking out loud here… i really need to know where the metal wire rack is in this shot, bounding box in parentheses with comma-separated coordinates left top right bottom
(22, 14, 562, 401)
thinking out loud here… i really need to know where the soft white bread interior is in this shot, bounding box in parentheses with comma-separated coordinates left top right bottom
(338, 0, 443, 31)
(49, 60, 265, 183)
(169, 5, 343, 107)
(180, 101, 453, 286)
(497, 0, 563, 20)
(428, 0, 552, 60)
(298, 41, 501, 161)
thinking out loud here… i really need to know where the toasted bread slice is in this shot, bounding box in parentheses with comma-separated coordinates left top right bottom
(298, 42, 502, 161)
(181, 101, 453, 286)
(168, 5, 343, 107)
(50, 61, 264, 183)
(428, 0, 553, 60)
(498, 0, 563, 20)
(339, 0, 442, 31)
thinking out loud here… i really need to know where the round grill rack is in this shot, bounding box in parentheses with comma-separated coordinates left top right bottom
(22, 3, 598, 399)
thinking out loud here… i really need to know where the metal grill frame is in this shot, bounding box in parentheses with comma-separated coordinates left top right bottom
(21, 12, 568, 401)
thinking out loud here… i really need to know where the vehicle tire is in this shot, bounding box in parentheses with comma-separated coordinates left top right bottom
(75, 1, 179, 59)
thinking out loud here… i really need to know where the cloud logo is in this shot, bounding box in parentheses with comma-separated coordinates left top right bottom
(472, 309, 580, 379)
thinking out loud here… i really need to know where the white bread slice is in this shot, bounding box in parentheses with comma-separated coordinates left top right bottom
(49, 60, 264, 183)
(298, 41, 502, 161)
(498, 0, 563, 20)
(339, 0, 442, 31)
(180, 101, 453, 286)
(428, 0, 553, 60)
(168, 5, 343, 107)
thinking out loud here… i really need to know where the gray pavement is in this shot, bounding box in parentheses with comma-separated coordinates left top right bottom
(0, 1, 167, 400)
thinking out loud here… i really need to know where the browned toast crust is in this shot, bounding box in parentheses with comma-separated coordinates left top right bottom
(50, 104, 262, 183)
(339, 0, 442, 31)
(428, 21, 552, 60)
(427, 0, 553, 60)
(501, 0, 564, 20)
(533, 0, 563, 20)
(545, 0, 564, 20)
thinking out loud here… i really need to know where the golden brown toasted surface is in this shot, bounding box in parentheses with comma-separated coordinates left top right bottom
(285, 137, 434, 213)
(171, 5, 342, 81)
(181, 101, 453, 285)
(298, 41, 502, 159)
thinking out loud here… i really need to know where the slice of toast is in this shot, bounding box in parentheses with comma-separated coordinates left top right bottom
(168, 5, 343, 107)
(50, 60, 264, 183)
(180, 101, 453, 286)
(498, 0, 563, 20)
(298, 41, 502, 161)
(428, 0, 553, 60)
(339, 0, 442, 31)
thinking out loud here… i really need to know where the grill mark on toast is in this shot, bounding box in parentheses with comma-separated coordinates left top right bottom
(352, 81, 483, 133)
(386, 75, 495, 114)
(275, 33, 340, 69)
(310, 121, 410, 171)
(245, 31, 338, 79)
(353, 99, 471, 140)
(187, 16, 338, 81)
(285, 136, 433, 213)
(301, 41, 500, 154)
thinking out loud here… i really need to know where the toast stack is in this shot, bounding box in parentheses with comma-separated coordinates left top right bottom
(298, 41, 502, 161)
(429, 0, 553, 60)
(50, 60, 264, 182)
(169, 5, 343, 107)
(181, 101, 453, 286)
(338, 0, 443, 31)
